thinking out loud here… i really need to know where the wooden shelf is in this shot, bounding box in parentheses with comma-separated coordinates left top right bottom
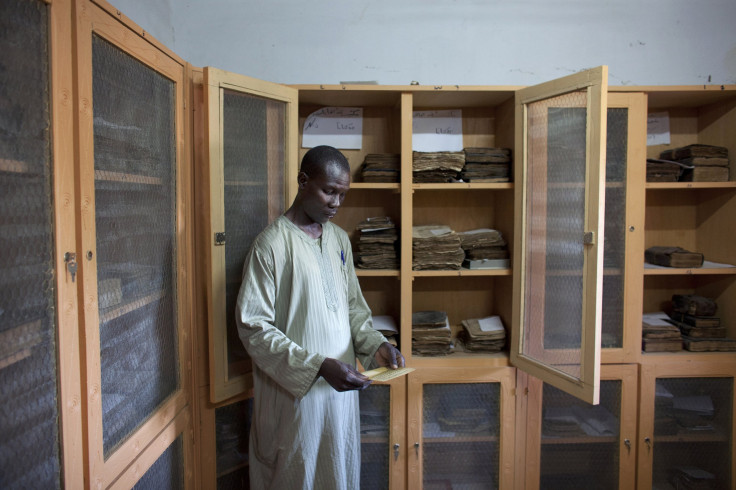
(643, 264, 736, 276)
(0, 158, 31, 174)
(656, 430, 729, 443)
(95, 169, 162, 185)
(412, 182, 513, 190)
(410, 351, 510, 369)
(350, 183, 400, 190)
(423, 435, 499, 443)
(0, 319, 43, 370)
(224, 180, 266, 187)
(99, 289, 166, 323)
(356, 269, 400, 277)
(646, 181, 736, 190)
(412, 268, 511, 277)
(540, 435, 617, 445)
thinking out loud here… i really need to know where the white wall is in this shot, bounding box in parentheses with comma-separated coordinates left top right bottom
(112, 0, 736, 86)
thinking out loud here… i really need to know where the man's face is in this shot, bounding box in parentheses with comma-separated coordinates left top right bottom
(299, 163, 350, 225)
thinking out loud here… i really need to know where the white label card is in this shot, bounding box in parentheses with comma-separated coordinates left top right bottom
(412, 109, 463, 152)
(302, 107, 363, 149)
(647, 111, 670, 146)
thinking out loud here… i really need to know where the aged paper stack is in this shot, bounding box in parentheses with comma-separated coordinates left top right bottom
(412, 151, 465, 183)
(360, 153, 400, 183)
(355, 217, 399, 270)
(659, 144, 730, 182)
(667, 295, 736, 352)
(458, 228, 510, 269)
(641, 312, 682, 352)
(412, 310, 453, 356)
(371, 314, 399, 347)
(457, 315, 506, 352)
(460, 147, 512, 182)
(412, 225, 465, 270)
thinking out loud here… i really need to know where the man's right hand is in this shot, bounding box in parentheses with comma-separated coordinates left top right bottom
(318, 357, 372, 392)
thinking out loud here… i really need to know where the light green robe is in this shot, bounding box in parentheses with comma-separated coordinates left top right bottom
(236, 216, 386, 490)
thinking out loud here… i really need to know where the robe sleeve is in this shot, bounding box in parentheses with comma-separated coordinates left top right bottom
(344, 244, 387, 370)
(236, 245, 325, 400)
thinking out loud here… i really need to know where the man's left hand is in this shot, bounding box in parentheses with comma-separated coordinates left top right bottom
(374, 342, 405, 370)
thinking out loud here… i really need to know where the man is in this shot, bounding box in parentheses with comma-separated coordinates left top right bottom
(236, 145, 405, 489)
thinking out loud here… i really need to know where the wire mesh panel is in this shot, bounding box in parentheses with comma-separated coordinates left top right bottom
(92, 35, 179, 457)
(601, 108, 628, 349)
(652, 377, 733, 489)
(359, 384, 390, 490)
(540, 380, 622, 489)
(523, 93, 588, 378)
(222, 90, 286, 379)
(422, 383, 500, 489)
(216, 398, 252, 489)
(132, 436, 184, 490)
(0, 1, 61, 488)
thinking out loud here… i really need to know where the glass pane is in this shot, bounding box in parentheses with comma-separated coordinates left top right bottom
(524, 93, 588, 378)
(423, 383, 500, 489)
(360, 384, 390, 490)
(540, 380, 621, 489)
(222, 90, 286, 379)
(0, 1, 61, 488)
(653, 377, 733, 489)
(92, 35, 179, 456)
(133, 436, 184, 490)
(216, 398, 252, 488)
(601, 108, 628, 349)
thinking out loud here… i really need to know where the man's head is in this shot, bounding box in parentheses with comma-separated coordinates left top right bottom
(296, 146, 351, 225)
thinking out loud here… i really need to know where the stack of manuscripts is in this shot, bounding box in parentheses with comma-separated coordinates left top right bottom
(645, 158, 688, 182)
(412, 151, 465, 183)
(641, 312, 682, 352)
(412, 225, 465, 270)
(372, 315, 399, 347)
(645, 246, 704, 268)
(669, 467, 717, 490)
(355, 217, 399, 270)
(667, 294, 736, 352)
(457, 315, 506, 353)
(460, 147, 512, 182)
(457, 228, 510, 269)
(660, 144, 730, 182)
(412, 310, 453, 356)
(360, 153, 400, 183)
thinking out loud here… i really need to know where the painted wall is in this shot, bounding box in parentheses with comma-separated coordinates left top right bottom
(112, 0, 736, 86)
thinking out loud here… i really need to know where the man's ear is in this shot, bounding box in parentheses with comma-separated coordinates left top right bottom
(297, 171, 309, 189)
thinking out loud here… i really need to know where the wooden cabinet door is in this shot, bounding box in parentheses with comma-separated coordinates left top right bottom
(512, 67, 608, 404)
(74, 0, 194, 485)
(638, 358, 736, 490)
(521, 364, 638, 490)
(202, 67, 298, 403)
(407, 367, 516, 489)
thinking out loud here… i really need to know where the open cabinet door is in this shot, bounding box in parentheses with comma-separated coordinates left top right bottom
(203, 67, 298, 403)
(511, 66, 608, 404)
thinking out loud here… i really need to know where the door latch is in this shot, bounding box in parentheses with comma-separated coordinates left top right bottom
(64, 252, 77, 282)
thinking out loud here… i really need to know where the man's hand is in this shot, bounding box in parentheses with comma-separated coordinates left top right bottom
(374, 342, 405, 370)
(318, 357, 372, 392)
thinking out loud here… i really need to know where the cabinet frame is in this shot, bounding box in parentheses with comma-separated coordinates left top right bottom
(202, 66, 299, 403)
(407, 367, 516, 489)
(512, 67, 608, 404)
(637, 357, 736, 490)
(73, 0, 195, 485)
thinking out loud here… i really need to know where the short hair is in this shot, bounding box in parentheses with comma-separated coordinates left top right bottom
(300, 145, 350, 178)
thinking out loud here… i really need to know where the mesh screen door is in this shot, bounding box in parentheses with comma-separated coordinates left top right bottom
(92, 35, 180, 456)
(204, 67, 297, 402)
(512, 67, 608, 404)
(0, 1, 62, 487)
(359, 384, 391, 490)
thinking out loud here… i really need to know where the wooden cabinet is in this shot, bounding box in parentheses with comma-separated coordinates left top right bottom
(407, 367, 516, 489)
(518, 364, 638, 490)
(637, 358, 736, 489)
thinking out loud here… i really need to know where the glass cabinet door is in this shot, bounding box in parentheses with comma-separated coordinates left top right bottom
(639, 360, 735, 489)
(407, 368, 515, 489)
(76, 1, 193, 485)
(203, 67, 298, 403)
(523, 364, 638, 490)
(512, 66, 608, 404)
(359, 377, 406, 490)
(0, 1, 63, 487)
